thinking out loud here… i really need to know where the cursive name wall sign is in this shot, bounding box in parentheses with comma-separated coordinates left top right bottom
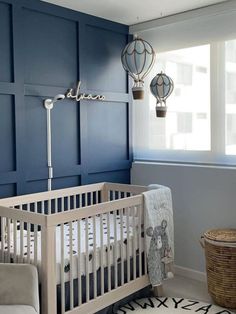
(66, 81, 105, 102)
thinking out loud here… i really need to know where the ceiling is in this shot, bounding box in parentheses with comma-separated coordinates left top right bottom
(42, 0, 228, 25)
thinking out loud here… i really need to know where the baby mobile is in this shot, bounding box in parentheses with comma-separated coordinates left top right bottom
(121, 35, 174, 117)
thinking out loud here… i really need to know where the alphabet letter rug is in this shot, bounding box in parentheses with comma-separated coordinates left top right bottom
(116, 297, 234, 314)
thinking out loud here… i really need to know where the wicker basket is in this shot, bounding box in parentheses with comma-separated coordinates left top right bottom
(202, 229, 236, 309)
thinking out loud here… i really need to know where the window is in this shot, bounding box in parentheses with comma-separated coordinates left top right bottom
(133, 39, 236, 165)
(226, 40, 236, 155)
(149, 45, 210, 152)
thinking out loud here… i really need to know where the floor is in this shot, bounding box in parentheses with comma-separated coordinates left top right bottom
(162, 275, 211, 302)
(162, 275, 236, 313)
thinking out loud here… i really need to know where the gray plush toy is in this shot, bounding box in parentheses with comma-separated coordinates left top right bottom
(146, 219, 172, 285)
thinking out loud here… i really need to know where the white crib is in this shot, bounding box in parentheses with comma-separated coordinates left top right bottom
(0, 182, 150, 314)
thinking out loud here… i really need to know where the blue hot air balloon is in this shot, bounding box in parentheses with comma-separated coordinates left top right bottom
(121, 36, 156, 100)
(150, 72, 174, 117)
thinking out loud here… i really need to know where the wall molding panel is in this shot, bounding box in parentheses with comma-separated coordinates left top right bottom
(0, 0, 131, 197)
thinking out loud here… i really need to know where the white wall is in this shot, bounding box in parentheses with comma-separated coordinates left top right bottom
(131, 161, 236, 272)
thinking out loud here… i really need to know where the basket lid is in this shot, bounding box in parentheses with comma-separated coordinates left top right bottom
(204, 229, 236, 243)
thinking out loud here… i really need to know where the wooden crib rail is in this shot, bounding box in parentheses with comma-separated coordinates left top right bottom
(0, 182, 105, 207)
(46, 194, 144, 227)
(0, 205, 46, 226)
(104, 182, 147, 197)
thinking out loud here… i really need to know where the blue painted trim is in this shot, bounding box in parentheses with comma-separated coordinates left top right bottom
(88, 160, 132, 174)
(78, 21, 88, 185)
(12, 3, 27, 195)
(0, 0, 14, 4)
(24, 84, 68, 97)
(26, 165, 82, 181)
(0, 83, 16, 94)
(24, 84, 130, 103)
(0, 171, 17, 184)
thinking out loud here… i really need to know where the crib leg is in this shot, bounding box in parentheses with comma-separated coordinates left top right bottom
(153, 285, 164, 297)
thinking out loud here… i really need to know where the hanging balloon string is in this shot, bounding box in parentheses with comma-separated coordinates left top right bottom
(134, 79, 144, 88)
(156, 99, 166, 107)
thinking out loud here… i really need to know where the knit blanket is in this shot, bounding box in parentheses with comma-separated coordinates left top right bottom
(143, 184, 174, 286)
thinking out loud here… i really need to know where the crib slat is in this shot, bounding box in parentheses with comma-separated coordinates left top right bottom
(138, 205, 142, 277)
(126, 207, 130, 282)
(107, 212, 111, 292)
(120, 208, 124, 285)
(34, 224, 38, 266)
(118, 191, 121, 200)
(1, 217, 5, 262)
(113, 211, 118, 289)
(27, 204, 31, 263)
(93, 216, 97, 298)
(144, 208, 148, 275)
(95, 191, 99, 205)
(20, 204, 24, 263)
(79, 194, 81, 208)
(48, 199, 51, 215)
(85, 217, 89, 302)
(7, 218, 10, 263)
(69, 221, 74, 310)
(92, 191, 94, 205)
(77, 219, 81, 306)
(132, 206, 136, 280)
(14, 219, 17, 262)
(100, 214, 104, 295)
(61, 197, 64, 212)
(27, 223, 31, 264)
(61, 224, 65, 314)
(34, 202, 37, 213)
(42, 201, 45, 214)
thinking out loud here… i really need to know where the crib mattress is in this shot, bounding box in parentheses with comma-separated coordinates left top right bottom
(2, 213, 144, 284)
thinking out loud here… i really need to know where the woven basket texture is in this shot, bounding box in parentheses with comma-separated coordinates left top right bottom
(204, 229, 236, 309)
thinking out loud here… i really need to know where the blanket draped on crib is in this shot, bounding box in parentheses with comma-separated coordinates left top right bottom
(143, 184, 174, 286)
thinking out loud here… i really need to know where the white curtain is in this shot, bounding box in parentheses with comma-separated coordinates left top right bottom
(131, 1, 236, 163)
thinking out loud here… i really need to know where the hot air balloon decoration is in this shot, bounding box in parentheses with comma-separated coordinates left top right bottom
(150, 72, 174, 117)
(121, 35, 156, 100)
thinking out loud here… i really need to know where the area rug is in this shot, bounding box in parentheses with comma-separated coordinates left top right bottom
(116, 297, 234, 313)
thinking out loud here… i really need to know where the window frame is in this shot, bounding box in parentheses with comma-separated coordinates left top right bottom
(134, 40, 236, 166)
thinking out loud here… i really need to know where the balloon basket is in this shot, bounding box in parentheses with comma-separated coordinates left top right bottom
(132, 87, 144, 100)
(156, 107, 167, 118)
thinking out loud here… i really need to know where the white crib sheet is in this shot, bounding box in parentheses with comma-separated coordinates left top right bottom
(4, 213, 144, 284)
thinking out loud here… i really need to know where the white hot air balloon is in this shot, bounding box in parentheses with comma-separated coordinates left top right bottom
(150, 72, 174, 117)
(121, 35, 156, 100)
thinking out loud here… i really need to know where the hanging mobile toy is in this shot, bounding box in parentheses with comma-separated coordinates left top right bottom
(121, 35, 156, 100)
(150, 72, 174, 117)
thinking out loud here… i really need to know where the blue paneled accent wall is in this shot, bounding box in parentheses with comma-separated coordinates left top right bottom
(0, 0, 131, 198)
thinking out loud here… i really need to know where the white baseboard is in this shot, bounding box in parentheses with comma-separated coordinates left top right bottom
(174, 265, 207, 283)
